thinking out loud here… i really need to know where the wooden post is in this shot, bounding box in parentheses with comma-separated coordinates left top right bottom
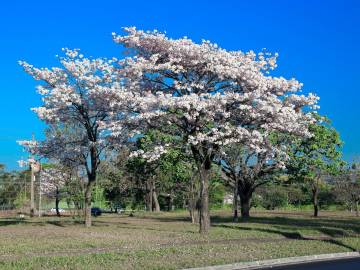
(30, 160, 41, 217)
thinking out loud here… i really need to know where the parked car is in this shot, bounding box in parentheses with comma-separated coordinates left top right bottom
(50, 208, 65, 213)
(91, 207, 102, 217)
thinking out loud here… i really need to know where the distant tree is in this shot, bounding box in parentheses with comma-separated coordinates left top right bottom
(287, 115, 344, 217)
(0, 165, 27, 210)
(335, 163, 360, 216)
(217, 139, 287, 220)
(97, 149, 134, 212)
(260, 186, 288, 210)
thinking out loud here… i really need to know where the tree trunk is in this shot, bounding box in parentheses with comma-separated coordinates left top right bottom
(145, 179, 153, 212)
(188, 172, 199, 223)
(355, 201, 359, 217)
(190, 207, 199, 224)
(30, 169, 35, 217)
(152, 190, 160, 212)
(312, 187, 319, 217)
(240, 193, 251, 218)
(55, 187, 60, 217)
(188, 196, 199, 224)
(84, 180, 95, 227)
(198, 163, 211, 233)
(233, 178, 239, 222)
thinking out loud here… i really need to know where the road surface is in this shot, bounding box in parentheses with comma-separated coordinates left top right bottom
(260, 257, 360, 270)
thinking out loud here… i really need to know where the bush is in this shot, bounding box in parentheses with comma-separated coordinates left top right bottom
(209, 179, 226, 209)
(251, 194, 263, 208)
(318, 188, 337, 209)
(261, 188, 288, 210)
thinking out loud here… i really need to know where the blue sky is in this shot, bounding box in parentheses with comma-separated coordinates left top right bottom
(0, 0, 359, 170)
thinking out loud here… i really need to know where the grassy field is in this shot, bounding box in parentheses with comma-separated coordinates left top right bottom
(0, 210, 358, 269)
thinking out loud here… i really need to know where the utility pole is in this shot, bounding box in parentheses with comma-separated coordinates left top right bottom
(38, 170, 42, 217)
(29, 133, 41, 217)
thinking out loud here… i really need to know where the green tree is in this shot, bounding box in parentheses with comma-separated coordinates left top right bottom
(0, 165, 28, 210)
(287, 114, 344, 217)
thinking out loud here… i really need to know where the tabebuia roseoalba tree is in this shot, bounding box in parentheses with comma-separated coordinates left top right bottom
(111, 27, 319, 233)
(40, 166, 70, 216)
(17, 49, 138, 227)
(286, 114, 344, 217)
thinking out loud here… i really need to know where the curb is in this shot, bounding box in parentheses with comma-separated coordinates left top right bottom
(182, 252, 360, 270)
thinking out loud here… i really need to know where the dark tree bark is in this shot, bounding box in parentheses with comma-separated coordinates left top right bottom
(198, 157, 211, 233)
(84, 179, 95, 227)
(188, 169, 199, 223)
(233, 177, 239, 222)
(145, 179, 153, 212)
(238, 181, 253, 218)
(312, 186, 319, 217)
(239, 193, 251, 218)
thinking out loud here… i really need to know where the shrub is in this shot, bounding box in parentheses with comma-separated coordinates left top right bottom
(261, 188, 288, 210)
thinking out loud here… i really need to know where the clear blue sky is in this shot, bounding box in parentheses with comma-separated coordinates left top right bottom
(1, 0, 359, 170)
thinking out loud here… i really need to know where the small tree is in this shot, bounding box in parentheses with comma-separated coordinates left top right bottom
(217, 140, 287, 220)
(287, 115, 343, 217)
(335, 164, 360, 216)
(40, 166, 70, 216)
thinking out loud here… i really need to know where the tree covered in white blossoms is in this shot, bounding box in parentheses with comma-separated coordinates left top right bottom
(112, 27, 319, 233)
(17, 49, 135, 227)
(40, 167, 70, 216)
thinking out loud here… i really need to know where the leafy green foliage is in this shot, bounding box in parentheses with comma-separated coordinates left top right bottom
(257, 187, 288, 210)
(287, 114, 344, 181)
(0, 165, 29, 209)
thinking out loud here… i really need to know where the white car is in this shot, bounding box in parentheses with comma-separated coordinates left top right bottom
(50, 208, 65, 213)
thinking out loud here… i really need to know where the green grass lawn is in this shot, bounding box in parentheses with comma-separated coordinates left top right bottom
(0, 210, 358, 269)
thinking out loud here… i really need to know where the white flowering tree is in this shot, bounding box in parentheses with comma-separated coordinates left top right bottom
(112, 27, 319, 233)
(18, 49, 133, 227)
(40, 167, 70, 216)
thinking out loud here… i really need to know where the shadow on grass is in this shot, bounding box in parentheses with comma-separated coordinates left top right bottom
(0, 219, 27, 226)
(210, 215, 360, 234)
(0, 218, 84, 227)
(213, 223, 358, 252)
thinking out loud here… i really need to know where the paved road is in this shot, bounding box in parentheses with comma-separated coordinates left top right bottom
(260, 257, 360, 270)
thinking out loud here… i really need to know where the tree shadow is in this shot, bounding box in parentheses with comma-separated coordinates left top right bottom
(211, 215, 360, 235)
(132, 214, 191, 223)
(0, 219, 27, 226)
(213, 223, 358, 252)
(0, 217, 86, 227)
(46, 220, 66, 227)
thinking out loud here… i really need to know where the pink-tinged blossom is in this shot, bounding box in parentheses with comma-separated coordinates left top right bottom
(112, 27, 319, 233)
(17, 50, 135, 167)
(17, 49, 138, 227)
(40, 168, 70, 196)
(112, 27, 318, 160)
